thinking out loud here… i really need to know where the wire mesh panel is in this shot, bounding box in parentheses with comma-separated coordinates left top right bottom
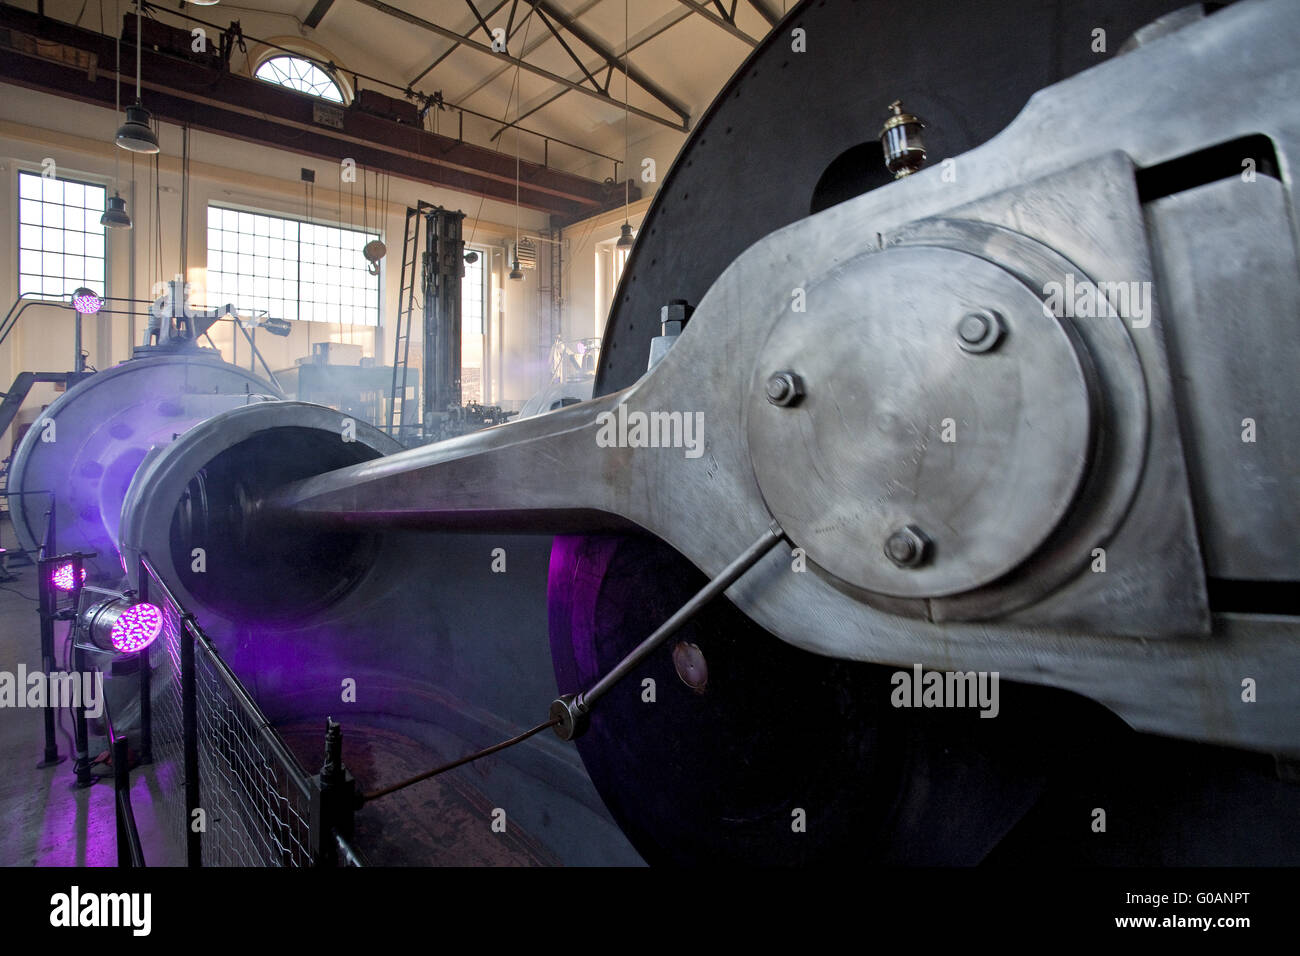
(140, 557, 325, 867)
(148, 598, 190, 856)
(192, 636, 315, 867)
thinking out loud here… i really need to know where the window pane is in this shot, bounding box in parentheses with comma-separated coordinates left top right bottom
(255, 55, 345, 103)
(19, 172, 42, 200)
(206, 204, 379, 329)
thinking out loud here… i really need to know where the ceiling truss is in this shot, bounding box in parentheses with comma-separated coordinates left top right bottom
(354, 0, 691, 132)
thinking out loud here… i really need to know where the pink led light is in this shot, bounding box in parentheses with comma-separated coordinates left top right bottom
(70, 288, 103, 315)
(52, 563, 86, 591)
(110, 603, 163, 653)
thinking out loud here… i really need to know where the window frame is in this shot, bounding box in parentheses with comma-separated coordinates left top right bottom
(205, 204, 381, 327)
(462, 243, 490, 336)
(253, 53, 348, 104)
(16, 168, 109, 301)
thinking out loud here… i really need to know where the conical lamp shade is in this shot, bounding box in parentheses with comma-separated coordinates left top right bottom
(616, 222, 634, 247)
(508, 258, 524, 281)
(100, 193, 133, 229)
(115, 103, 160, 153)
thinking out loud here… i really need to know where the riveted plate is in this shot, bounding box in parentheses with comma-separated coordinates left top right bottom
(746, 245, 1093, 598)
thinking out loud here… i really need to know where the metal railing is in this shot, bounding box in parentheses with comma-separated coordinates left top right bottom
(27, 494, 364, 866)
(105, 706, 146, 867)
(139, 554, 362, 867)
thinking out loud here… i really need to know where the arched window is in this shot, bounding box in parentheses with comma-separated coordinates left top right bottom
(255, 55, 345, 102)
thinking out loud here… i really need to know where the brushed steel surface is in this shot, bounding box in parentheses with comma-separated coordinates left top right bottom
(746, 244, 1093, 598)
(1146, 175, 1300, 580)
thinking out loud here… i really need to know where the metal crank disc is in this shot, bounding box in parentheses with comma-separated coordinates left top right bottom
(746, 244, 1094, 599)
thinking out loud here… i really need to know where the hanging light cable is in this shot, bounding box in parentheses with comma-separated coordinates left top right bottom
(115, 0, 160, 153)
(616, 0, 633, 249)
(102, 3, 134, 228)
(509, 126, 524, 280)
(508, 19, 527, 282)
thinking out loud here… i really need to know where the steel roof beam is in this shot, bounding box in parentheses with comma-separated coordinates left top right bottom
(488, 5, 694, 144)
(532, 0, 691, 127)
(745, 0, 781, 28)
(408, 0, 512, 87)
(671, 0, 758, 46)
(353, 0, 688, 131)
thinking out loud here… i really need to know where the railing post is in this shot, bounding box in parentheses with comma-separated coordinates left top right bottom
(35, 556, 62, 767)
(136, 571, 152, 765)
(181, 618, 202, 866)
(113, 734, 130, 867)
(71, 644, 93, 788)
(313, 718, 358, 867)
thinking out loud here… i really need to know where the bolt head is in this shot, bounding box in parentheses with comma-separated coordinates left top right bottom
(766, 371, 804, 407)
(884, 525, 931, 568)
(672, 641, 709, 694)
(956, 309, 1004, 353)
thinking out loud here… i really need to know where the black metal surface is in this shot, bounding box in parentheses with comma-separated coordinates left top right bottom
(594, 0, 1191, 395)
(548, 535, 1058, 865)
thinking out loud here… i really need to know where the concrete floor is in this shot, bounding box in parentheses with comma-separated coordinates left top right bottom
(0, 512, 624, 867)
(0, 516, 185, 867)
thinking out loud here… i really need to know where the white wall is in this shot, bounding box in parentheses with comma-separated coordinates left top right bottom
(0, 87, 553, 451)
(561, 197, 651, 346)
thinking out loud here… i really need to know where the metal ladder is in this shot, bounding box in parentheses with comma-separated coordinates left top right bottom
(387, 205, 426, 441)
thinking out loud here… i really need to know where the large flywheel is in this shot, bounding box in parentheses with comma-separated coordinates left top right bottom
(546, 0, 1230, 866)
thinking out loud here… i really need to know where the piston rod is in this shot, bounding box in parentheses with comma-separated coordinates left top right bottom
(548, 520, 785, 740)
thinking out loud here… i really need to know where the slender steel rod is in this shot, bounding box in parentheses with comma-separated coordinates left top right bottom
(583, 519, 783, 709)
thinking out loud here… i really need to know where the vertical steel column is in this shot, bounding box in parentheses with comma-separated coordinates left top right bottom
(422, 207, 467, 427)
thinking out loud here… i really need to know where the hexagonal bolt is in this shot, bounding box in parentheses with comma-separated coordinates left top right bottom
(956, 309, 1004, 353)
(766, 371, 805, 407)
(884, 524, 931, 568)
(660, 299, 694, 336)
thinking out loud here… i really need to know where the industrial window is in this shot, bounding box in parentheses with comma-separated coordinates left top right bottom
(17, 170, 107, 298)
(461, 245, 490, 404)
(206, 206, 380, 326)
(463, 247, 487, 335)
(255, 55, 345, 103)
